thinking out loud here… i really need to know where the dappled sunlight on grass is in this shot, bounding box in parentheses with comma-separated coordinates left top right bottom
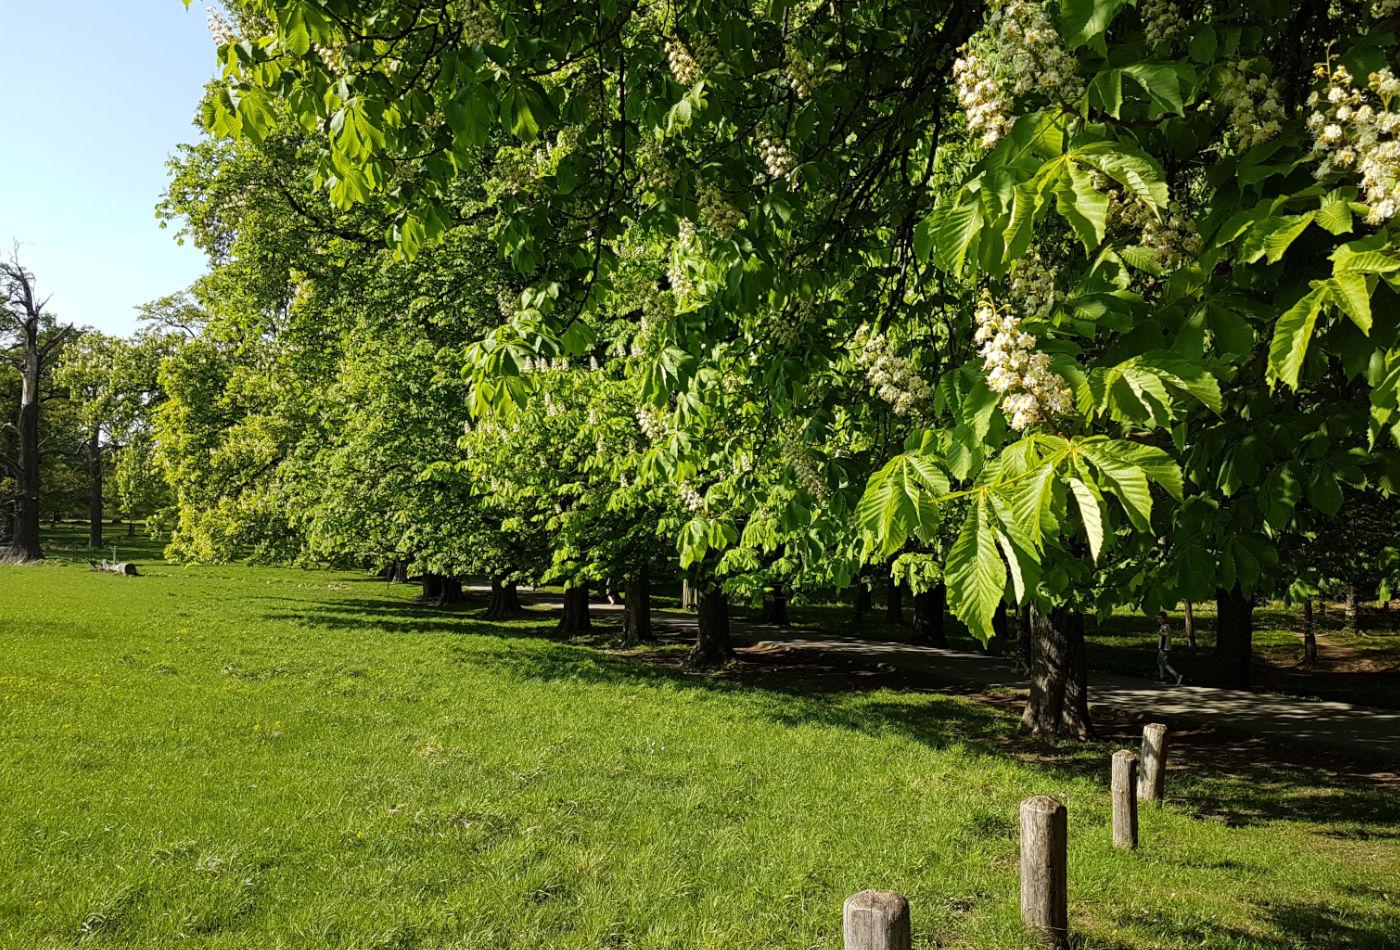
(1, 540, 1397, 946)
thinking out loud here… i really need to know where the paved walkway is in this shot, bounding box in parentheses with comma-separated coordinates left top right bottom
(490, 587, 1400, 763)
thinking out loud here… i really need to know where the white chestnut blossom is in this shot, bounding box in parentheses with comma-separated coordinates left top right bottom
(851, 327, 932, 416)
(1008, 248, 1062, 319)
(974, 291, 1073, 430)
(1093, 173, 1201, 271)
(1140, 201, 1202, 270)
(697, 182, 743, 238)
(1140, 0, 1187, 48)
(205, 5, 236, 45)
(637, 140, 677, 192)
(1218, 64, 1286, 150)
(678, 482, 706, 512)
(666, 39, 703, 85)
(953, 51, 1013, 148)
(954, 0, 1084, 149)
(757, 126, 796, 181)
(1374, 0, 1400, 18)
(785, 45, 816, 100)
(1308, 64, 1400, 223)
(636, 406, 667, 440)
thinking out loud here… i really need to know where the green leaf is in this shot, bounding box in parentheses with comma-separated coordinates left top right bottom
(1067, 476, 1108, 562)
(1188, 24, 1217, 63)
(1241, 213, 1315, 264)
(1077, 443, 1153, 530)
(1315, 192, 1356, 236)
(502, 86, 539, 140)
(1266, 285, 1327, 389)
(856, 454, 949, 557)
(925, 195, 984, 274)
(1329, 273, 1373, 334)
(1055, 163, 1109, 251)
(1307, 468, 1343, 516)
(1060, 0, 1130, 46)
(1077, 147, 1168, 210)
(1122, 64, 1185, 116)
(946, 498, 1007, 645)
(1080, 438, 1183, 500)
(1010, 462, 1059, 549)
(1261, 463, 1303, 530)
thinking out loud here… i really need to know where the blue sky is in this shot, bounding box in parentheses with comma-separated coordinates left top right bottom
(0, 2, 216, 337)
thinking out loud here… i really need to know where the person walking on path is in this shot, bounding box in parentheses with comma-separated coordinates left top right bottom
(1157, 610, 1183, 685)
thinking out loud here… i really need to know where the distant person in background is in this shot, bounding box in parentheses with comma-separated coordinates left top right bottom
(1156, 610, 1183, 685)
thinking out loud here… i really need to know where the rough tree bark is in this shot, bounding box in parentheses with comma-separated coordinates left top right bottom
(1020, 606, 1094, 739)
(420, 573, 463, 606)
(759, 583, 790, 626)
(557, 585, 593, 637)
(1183, 601, 1198, 653)
(688, 585, 734, 668)
(620, 565, 653, 647)
(885, 578, 906, 626)
(2, 257, 73, 563)
(87, 427, 103, 549)
(1344, 583, 1359, 635)
(1214, 585, 1254, 689)
(1302, 599, 1318, 668)
(485, 576, 525, 619)
(910, 584, 947, 646)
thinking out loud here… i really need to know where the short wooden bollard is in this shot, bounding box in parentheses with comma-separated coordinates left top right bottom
(843, 890, 911, 950)
(1138, 723, 1168, 805)
(1111, 750, 1138, 849)
(1020, 796, 1068, 946)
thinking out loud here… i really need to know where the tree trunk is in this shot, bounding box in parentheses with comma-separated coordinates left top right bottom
(885, 578, 906, 626)
(1302, 599, 1318, 668)
(420, 573, 462, 605)
(688, 585, 734, 668)
(87, 427, 103, 549)
(557, 584, 593, 637)
(910, 584, 947, 646)
(620, 565, 654, 647)
(1020, 606, 1094, 739)
(485, 576, 525, 620)
(1344, 583, 1359, 635)
(853, 583, 872, 623)
(1214, 585, 1254, 689)
(126, 520, 136, 539)
(7, 341, 44, 562)
(1183, 601, 1198, 653)
(759, 583, 790, 626)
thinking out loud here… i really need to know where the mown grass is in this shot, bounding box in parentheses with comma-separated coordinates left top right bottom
(2, 529, 1397, 947)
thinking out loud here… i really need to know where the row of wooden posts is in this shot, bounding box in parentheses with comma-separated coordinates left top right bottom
(842, 722, 1169, 949)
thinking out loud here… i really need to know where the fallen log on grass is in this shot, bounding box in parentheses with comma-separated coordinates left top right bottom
(89, 560, 139, 576)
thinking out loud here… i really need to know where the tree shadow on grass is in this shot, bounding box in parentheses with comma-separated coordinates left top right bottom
(1125, 902, 1400, 949)
(259, 592, 1400, 845)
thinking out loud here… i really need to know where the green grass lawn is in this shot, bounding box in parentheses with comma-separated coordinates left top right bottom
(2, 530, 1398, 947)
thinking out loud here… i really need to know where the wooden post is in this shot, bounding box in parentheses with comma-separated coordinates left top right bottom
(843, 890, 911, 950)
(1138, 723, 1167, 804)
(1019, 795, 1068, 946)
(1111, 750, 1138, 850)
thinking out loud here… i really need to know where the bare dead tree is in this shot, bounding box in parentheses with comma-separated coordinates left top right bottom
(2, 250, 74, 562)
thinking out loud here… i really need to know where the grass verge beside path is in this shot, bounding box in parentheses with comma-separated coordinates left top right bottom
(1, 536, 1397, 947)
